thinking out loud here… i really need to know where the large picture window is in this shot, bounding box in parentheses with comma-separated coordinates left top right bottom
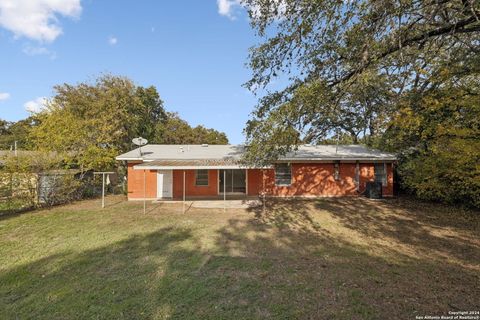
(275, 163, 292, 186)
(195, 170, 209, 186)
(374, 163, 387, 186)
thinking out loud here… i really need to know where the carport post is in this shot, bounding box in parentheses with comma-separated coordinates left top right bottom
(183, 170, 186, 214)
(262, 169, 266, 213)
(143, 169, 146, 214)
(223, 170, 226, 212)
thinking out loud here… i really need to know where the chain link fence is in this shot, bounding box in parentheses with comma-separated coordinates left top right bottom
(0, 171, 125, 215)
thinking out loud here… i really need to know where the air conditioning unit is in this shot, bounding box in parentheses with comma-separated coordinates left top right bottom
(365, 181, 382, 199)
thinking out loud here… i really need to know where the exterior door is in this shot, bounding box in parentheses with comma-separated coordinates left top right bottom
(157, 170, 173, 198)
(219, 169, 246, 193)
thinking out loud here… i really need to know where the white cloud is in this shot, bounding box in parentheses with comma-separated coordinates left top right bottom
(0, 92, 10, 101)
(22, 45, 57, 59)
(0, 0, 82, 42)
(24, 97, 48, 113)
(108, 36, 117, 45)
(217, 0, 241, 20)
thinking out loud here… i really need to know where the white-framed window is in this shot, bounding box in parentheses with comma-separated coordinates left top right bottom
(374, 163, 387, 187)
(195, 169, 209, 186)
(334, 161, 340, 181)
(275, 163, 292, 186)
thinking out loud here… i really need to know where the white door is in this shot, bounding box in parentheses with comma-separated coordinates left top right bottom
(157, 170, 173, 198)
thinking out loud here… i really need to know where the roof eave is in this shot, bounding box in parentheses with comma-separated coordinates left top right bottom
(278, 157, 397, 162)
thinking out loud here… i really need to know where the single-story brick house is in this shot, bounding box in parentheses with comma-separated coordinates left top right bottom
(116, 144, 396, 200)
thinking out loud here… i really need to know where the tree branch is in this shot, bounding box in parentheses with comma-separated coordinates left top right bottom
(329, 15, 480, 87)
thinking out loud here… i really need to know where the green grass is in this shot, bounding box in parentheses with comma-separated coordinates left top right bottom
(0, 196, 478, 319)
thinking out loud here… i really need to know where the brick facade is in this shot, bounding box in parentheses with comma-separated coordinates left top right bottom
(126, 162, 394, 200)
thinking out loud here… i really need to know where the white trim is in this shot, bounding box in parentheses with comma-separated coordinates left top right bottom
(277, 158, 396, 162)
(123, 157, 397, 164)
(133, 165, 251, 170)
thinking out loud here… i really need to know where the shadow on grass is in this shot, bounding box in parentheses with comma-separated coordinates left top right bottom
(1, 200, 479, 319)
(315, 197, 480, 269)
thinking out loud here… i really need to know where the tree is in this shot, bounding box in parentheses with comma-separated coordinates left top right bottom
(382, 80, 480, 207)
(29, 75, 229, 170)
(30, 75, 167, 170)
(157, 113, 229, 145)
(242, 0, 480, 161)
(0, 117, 36, 150)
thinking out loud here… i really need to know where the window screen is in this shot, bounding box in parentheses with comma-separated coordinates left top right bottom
(374, 163, 387, 186)
(275, 163, 292, 186)
(195, 170, 209, 186)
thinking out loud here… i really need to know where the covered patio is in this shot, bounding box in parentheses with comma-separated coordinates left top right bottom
(132, 159, 265, 211)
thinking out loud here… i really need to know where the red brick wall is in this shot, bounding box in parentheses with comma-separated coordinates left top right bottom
(172, 169, 218, 199)
(127, 162, 157, 199)
(247, 163, 394, 197)
(127, 162, 394, 199)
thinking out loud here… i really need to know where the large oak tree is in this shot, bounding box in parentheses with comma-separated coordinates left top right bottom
(242, 0, 480, 161)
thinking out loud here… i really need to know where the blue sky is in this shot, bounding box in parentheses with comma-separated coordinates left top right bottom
(0, 0, 261, 144)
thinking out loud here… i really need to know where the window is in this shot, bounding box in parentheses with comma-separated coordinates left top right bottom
(334, 161, 340, 181)
(275, 163, 292, 186)
(195, 170, 209, 186)
(374, 163, 387, 186)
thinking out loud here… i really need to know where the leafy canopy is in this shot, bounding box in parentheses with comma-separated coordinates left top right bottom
(29, 75, 229, 171)
(30, 75, 166, 170)
(242, 0, 480, 162)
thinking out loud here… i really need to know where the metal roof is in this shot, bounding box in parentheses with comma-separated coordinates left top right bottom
(116, 144, 396, 163)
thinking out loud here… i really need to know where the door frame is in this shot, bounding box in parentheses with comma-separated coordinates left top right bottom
(217, 169, 248, 195)
(157, 170, 173, 198)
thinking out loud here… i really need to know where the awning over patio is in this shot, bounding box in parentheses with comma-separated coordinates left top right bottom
(132, 159, 258, 170)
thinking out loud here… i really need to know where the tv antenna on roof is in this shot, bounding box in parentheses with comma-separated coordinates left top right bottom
(132, 137, 148, 157)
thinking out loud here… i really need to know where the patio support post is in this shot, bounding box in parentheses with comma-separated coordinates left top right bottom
(262, 169, 266, 213)
(183, 170, 186, 214)
(143, 169, 146, 214)
(223, 170, 226, 212)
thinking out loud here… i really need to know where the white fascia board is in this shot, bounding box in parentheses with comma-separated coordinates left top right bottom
(132, 165, 270, 170)
(133, 165, 245, 170)
(116, 158, 156, 161)
(115, 157, 142, 161)
(278, 157, 397, 162)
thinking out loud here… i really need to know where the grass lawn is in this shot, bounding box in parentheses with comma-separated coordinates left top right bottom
(0, 196, 478, 319)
